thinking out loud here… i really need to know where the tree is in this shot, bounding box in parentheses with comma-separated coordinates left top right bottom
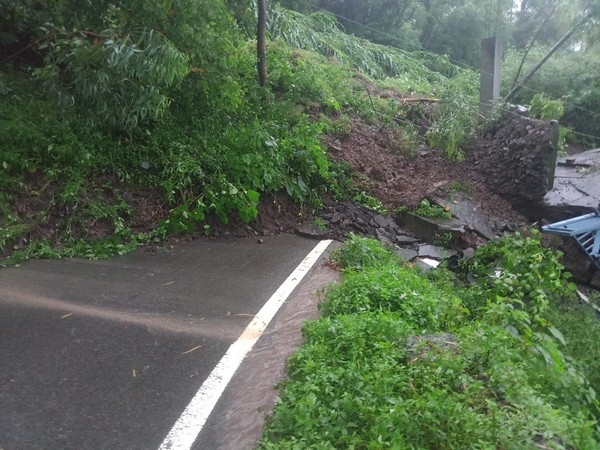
(512, 0, 565, 50)
(506, 6, 597, 101)
(1, 0, 243, 134)
(316, 0, 422, 50)
(312, 0, 515, 64)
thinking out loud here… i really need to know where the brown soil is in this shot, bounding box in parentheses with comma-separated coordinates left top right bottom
(4, 88, 530, 256)
(199, 108, 528, 247)
(324, 116, 524, 223)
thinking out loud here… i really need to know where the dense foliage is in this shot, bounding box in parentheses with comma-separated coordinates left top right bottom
(260, 233, 600, 448)
(1, 0, 599, 264)
(276, 0, 600, 146)
(0, 0, 482, 263)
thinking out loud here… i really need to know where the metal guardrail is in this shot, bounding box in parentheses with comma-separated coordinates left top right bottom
(542, 209, 600, 269)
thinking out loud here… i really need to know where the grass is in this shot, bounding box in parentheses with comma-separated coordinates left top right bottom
(259, 233, 600, 449)
(547, 299, 600, 397)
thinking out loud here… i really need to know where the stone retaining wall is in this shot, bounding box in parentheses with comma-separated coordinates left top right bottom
(467, 113, 559, 206)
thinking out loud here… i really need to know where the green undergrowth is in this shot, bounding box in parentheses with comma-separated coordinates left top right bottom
(259, 231, 600, 449)
(396, 198, 453, 220)
(546, 300, 600, 399)
(1, 3, 482, 264)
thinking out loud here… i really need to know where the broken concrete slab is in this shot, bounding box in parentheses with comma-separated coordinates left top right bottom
(396, 248, 418, 261)
(543, 148, 600, 220)
(433, 192, 497, 240)
(401, 212, 465, 243)
(395, 234, 420, 244)
(413, 258, 440, 271)
(418, 244, 457, 260)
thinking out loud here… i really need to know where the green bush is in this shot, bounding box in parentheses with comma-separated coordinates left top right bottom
(328, 233, 399, 271)
(529, 93, 565, 121)
(412, 198, 452, 219)
(37, 28, 189, 133)
(260, 235, 600, 449)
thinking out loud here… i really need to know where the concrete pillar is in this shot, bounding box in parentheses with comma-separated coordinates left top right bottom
(479, 36, 503, 116)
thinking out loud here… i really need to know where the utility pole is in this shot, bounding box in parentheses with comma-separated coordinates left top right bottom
(479, 36, 503, 116)
(257, 0, 267, 87)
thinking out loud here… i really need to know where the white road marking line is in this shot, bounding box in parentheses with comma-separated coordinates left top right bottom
(158, 239, 333, 450)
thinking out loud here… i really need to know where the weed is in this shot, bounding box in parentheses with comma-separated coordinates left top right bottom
(434, 232, 453, 247)
(311, 217, 326, 232)
(558, 125, 574, 156)
(546, 299, 600, 416)
(394, 204, 408, 218)
(413, 198, 452, 219)
(445, 180, 474, 198)
(352, 191, 387, 214)
(328, 233, 397, 272)
(529, 93, 565, 121)
(322, 113, 352, 137)
(0, 220, 31, 252)
(425, 75, 480, 162)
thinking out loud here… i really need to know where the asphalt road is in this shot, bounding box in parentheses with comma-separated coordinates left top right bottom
(0, 235, 335, 450)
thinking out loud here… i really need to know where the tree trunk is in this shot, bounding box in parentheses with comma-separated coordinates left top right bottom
(257, 0, 267, 87)
(505, 11, 593, 102)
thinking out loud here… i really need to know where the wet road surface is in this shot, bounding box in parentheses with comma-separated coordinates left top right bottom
(0, 235, 338, 450)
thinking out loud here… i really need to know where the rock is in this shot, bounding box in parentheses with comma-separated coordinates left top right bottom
(460, 248, 475, 259)
(373, 213, 397, 229)
(319, 201, 412, 244)
(418, 244, 457, 260)
(314, 200, 473, 271)
(330, 212, 343, 224)
(395, 234, 420, 244)
(396, 248, 418, 261)
(467, 112, 558, 205)
(295, 223, 327, 239)
(375, 228, 393, 244)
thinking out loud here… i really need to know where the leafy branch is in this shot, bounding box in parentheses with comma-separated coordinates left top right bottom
(37, 26, 189, 132)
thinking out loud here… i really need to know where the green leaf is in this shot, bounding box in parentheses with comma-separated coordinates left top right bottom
(246, 189, 260, 203)
(534, 343, 553, 365)
(548, 326, 566, 346)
